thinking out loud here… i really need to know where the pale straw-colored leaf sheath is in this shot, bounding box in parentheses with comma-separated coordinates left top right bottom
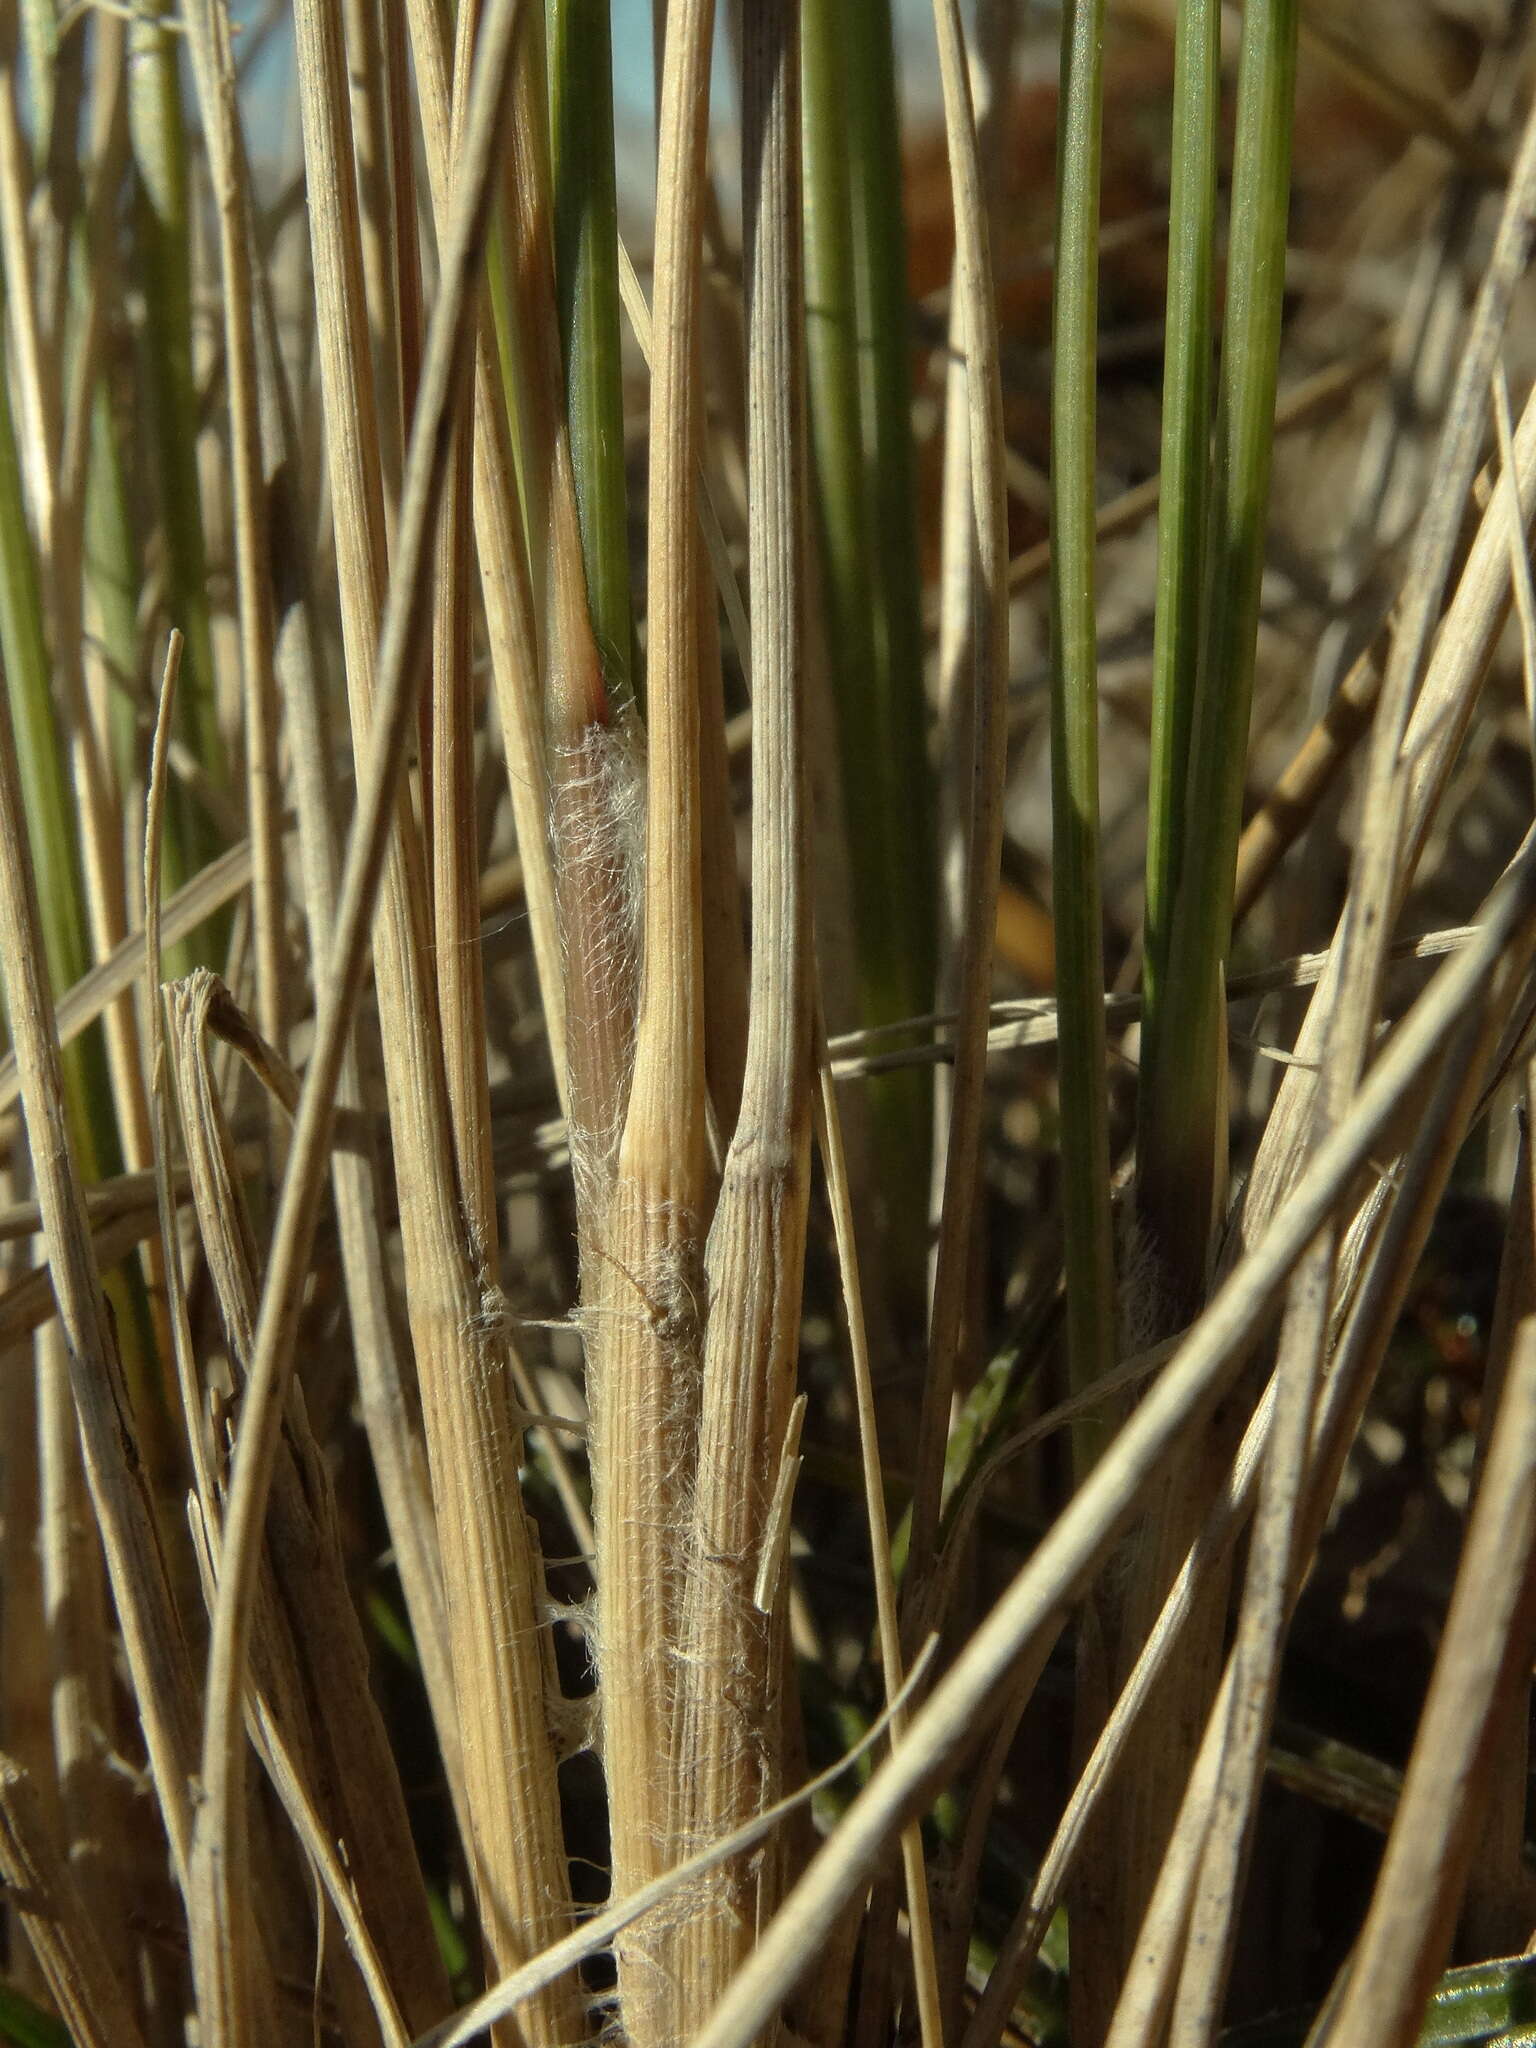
(165, 968, 446, 2041)
(583, 1, 716, 2040)
(670, 0, 814, 2036)
(188, 7, 576, 2048)
(283, 7, 576, 2041)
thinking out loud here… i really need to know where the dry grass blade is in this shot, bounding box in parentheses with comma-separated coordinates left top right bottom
(144, 630, 221, 1520)
(1495, 361, 1536, 735)
(1231, 631, 1386, 926)
(6, 9, 1532, 2041)
(401, 0, 579, 1120)
(0, 1212, 168, 1352)
(1102, 880, 1536, 2047)
(409, 0, 594, 1567)
(1168, 1303, 1328, 2039)
(243, 33, 462, 1799)
(961, 1365, 1268, 2048)
(1312, 1315, 1536, 2048)
(1462, 1097, 1536, 1954)
(187, 8, 574, 2044)
(830, 925, 1481, 1076)
(283, 0, 571, 2025)
(815, 1022, 942, 2048)
(0, 834, 263, 1123)
(165, 967, 449, 2035)
(996, 1213, 1461, 2045)
(1176, 966, 1533, 2041)
(954, 336, 1390, 621)
(616, 237, 755, 678)
(1315, 90, 1536, 1119)
(0, 633, 199, 1888)
(1104, 1659, 1235, 2048)
(0, 1164, 195, 1246)
(145, 669, 292, 2041)
(691, 834, 1536, 2048)
(1240, 365, 1536, 1254)
(671, 1, 814, 2028)
(165, 975, 268, 1350)
(1240, 102, 1536, 1253)
(34, 1321, 128, 1993)
(852, 0, 1013, 2017)
(225, 1684, 412, 2048)
(903, 0, 1010, 1607)
(178, 0, 281, 1049)
(408, 1659, 935, 2048)
(0, 1752, 147, 2048)
(429, 0, 493, 1244)
(585, 1, 716, 2035)
(182, 1473, 407, 2048)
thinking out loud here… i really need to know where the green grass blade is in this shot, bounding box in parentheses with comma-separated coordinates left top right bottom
(1138, 0, 1221, 1166)
(549, 0, 634, 713)
(1218, 1952, 1536, 2046)
(846, 0, 935, 1039)
(803, 0, 934, 1286)
(0, 1981, 71, 2048)
(19, 2, 58, 158)
(1049, 0, 1116, 1445)
(0, 328, 95, 1021)
(0, 301, 172, 1467)
(0, 312, 132, 1161)
(1137, 0, 1301, 1312)
(126, 4, 223, 891)
(84, 378, 143, 794)
(802, 0, 875, 832)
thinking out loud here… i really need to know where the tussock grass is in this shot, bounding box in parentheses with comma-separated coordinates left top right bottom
(1, 5, 1535, 2048)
